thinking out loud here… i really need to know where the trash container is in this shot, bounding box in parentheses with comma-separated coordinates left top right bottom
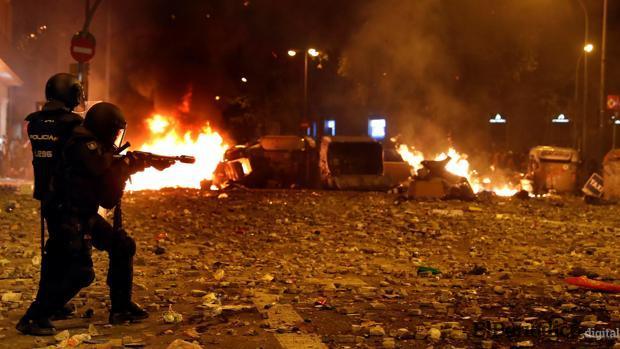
(528, 146, 579, 194)
(603, 149, 620, 200)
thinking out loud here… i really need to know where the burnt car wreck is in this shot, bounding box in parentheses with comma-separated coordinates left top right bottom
(212, 135, 411, 191)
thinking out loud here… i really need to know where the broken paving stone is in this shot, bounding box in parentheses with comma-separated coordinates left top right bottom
(370, 301, 387, 310)
(382, 337, 396, 348)
(408, 309, 422, 316)
(166, 339, 203, 349)
(334, 334, 356, 344)
(213, 269, 225, 281)
(515, 340, 534, 347)
(369, 326, 386, 336)
(561, 303, 577, 311)
(183, 327, 201, 339)
(428, 327, 441, 341)
(201, 292, 219, 305)
(450, 329, 467, 340)
(396, 328, 409, 337)
(1, 292, 21, 302)
(190, 290, 207, 297)
(493, 286, 505, 295)
(123, 336, 146, 347)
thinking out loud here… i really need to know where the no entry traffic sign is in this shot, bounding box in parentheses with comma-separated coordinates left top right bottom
(70, 31, 96, 63)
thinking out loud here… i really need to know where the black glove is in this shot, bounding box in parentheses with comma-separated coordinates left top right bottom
(151, 159, 174, 171)
(124, 152, 147, 173)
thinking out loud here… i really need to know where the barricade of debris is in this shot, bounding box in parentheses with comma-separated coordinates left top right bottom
(406, 157, 475, 201)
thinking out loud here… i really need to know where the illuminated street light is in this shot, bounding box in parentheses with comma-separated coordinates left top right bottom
(215, 95, 220, 101)
(288, 47, 324, 131)
(584, 43, 594, 53)
(241, 77, 247, 83)
(552, 114, 570, 123)
(307, 48, 319, 57)
(489, 114, 507, 124)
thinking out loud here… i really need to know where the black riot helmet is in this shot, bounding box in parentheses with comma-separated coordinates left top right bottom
(84, 102, 127, 148)
(45, 73, 84, 111)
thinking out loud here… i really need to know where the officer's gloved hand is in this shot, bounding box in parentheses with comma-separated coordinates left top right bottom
(151, 160, 174, 171)
(124, 153, 147, 173)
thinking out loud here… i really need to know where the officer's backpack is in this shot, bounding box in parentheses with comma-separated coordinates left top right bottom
(25, 108, 82, 201)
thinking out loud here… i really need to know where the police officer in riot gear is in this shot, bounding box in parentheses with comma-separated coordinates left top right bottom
(26, 73, 84, 202)
(17, 102, 163, 335)
(20, 73, 84, 335)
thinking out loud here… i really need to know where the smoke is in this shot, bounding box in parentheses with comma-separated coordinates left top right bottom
(9, 0, 586, 150)
(340, 0, 580, 155)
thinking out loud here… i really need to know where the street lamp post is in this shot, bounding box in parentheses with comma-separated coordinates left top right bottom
(574, 0, 589, 157)
(582, 43, 593, 156)
(289, 48, 320, 134)
(598, 0, 608, 132)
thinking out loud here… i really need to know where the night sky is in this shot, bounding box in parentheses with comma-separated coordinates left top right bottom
(9, 0, 620, 153)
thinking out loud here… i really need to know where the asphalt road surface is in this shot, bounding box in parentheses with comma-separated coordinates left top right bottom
(0, 188, 619, 348)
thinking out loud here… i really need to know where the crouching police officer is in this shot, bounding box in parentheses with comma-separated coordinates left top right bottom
(17, 102, 165, 335)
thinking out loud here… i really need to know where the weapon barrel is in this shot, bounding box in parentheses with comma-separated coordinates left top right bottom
(177, 155, 195, 164)
(132, 151, 195, 164)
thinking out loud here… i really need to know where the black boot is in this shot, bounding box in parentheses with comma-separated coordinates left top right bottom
(16, 315, 57, 336)
(109, 301, 149, 324)
(50, 303, 76, 321)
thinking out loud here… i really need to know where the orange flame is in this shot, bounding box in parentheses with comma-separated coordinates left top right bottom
(397, 145, 519, 196)
(126, 114, 227, 191)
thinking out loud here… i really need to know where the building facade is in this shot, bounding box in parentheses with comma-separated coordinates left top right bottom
(0, 0, 23, 138)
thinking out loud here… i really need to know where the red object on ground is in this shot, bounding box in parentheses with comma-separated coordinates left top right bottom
(564, 276, 620, 293)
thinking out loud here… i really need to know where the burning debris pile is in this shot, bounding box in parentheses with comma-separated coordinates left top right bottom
(397, 145, 521, 197)
(407, 157, 476, 201)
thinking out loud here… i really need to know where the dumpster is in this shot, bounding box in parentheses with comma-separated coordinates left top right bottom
(319, 136, 391, 190)
(527, 146, 579, 194)
(603, 149, 620, 200)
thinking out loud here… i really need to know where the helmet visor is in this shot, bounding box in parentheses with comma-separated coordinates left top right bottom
(114, 128, 126, 149)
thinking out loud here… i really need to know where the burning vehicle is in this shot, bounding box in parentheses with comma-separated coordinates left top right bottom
(527, 146, 579, 195)
(213, 135, 403, 190)
(212, 135, 318, 189)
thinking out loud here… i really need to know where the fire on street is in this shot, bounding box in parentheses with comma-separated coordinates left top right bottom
(0, 188, 619, 348)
